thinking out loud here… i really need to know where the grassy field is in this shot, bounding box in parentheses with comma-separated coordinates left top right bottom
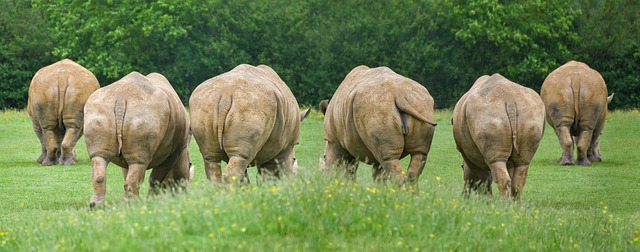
(1, 109, 639, 251)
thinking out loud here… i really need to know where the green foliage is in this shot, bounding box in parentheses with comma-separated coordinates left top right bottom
(572, 0, 640, 109)
(32, 0, 224, 102)
(0, 0, 637, 108)
(0, 0, 54, 109)
(1, 110, 640, 250)
(446, 0, 579, 90)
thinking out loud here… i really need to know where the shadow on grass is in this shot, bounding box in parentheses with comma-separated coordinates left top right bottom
(2, 160, 41, 168)
(535, 157, 626, 167)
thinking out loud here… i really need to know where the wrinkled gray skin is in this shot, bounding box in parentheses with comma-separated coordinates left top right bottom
(189, 64, 309, 184)
(452, 74, 545, 200)
(540, 61, 614, 166)
(320, 66, 437, 186)
(84, 72, 192, 207)
(27, 59, 99, 166)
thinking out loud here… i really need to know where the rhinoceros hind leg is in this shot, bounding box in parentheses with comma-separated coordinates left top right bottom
(324, 142, 358, 181)
(204, 159, 223, 183)
(489, 161, 511, 199)
(149, 165, 174, 196)
(58, 127, 81, 165)
(37, 144, 46, 164)
(123, 163, 147, 200)
(372, 164, 386, 183)
(222, 156, 249, 183)
(41, 129, 59, 166)
(243, 169, 250, 184)
(342, 158, 359, 181)
(587, 137, 602, 163)
(32, 122, 47, 164)
(510, 163, 529, 201)
(587, 144, 602, 162)
(90, 156, 109, 208)
(463, 160, 492, 196)
(575, 130, 594, 166)
(555, 126, 575, 165)
(380, 159, 405, 187)
(258, 160, 282, 183)
(72, 149, 78, 162)
(407, 153, 427, 185)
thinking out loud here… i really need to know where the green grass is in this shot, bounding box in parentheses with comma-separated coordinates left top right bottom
(1, 109, 639, 251)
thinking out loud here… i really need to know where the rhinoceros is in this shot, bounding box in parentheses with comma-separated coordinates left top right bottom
(452, 74, 545, 200)
(319, 66, 437, 186)
(189, 64, 309, 183)
(84, 72, 192, 207)
(540, 61, 614, 166)
(27, 59, 100, 165)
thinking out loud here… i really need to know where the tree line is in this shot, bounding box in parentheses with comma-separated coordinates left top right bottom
(1, 0, 638, 110)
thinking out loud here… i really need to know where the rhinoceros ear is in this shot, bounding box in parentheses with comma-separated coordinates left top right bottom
(319, 100, 329, 115)
(607, 93, 614, 104)
(300, 108, 311, 122)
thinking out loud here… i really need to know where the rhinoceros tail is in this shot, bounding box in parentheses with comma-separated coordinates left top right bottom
(572, 78, 581, 132)
(505, 102, 520, 156)
(114, 100, 127, 156)
(395, 97, 437, 127)
(216, 95, 232, 151)
(56, 75, 70, 131)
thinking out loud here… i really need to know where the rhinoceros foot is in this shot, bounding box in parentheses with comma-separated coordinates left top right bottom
(42, 156, 57, 166)
(576, 157, 592, 166)
(89, 195, 105, 209)
(588, 155, 602, 163)
(58, 157, 77, 166)
(558, 156, 574, 166)
(36, 153, 46, 164)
